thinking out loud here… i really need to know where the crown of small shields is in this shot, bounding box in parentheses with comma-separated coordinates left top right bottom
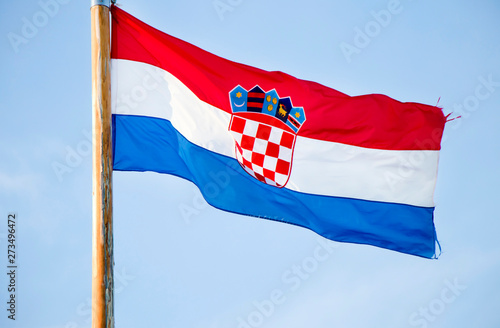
(229, 85, 306, 132)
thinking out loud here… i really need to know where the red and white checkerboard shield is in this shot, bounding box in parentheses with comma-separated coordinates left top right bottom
(229, 114, 297, 188)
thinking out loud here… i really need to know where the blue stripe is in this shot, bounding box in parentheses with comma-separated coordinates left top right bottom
(112, 114, 437, 258)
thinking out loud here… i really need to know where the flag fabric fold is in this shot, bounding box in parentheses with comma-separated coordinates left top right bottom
(110, 5, 445, 258)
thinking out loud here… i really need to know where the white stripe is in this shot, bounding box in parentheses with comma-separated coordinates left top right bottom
(111, 59, 438, 207)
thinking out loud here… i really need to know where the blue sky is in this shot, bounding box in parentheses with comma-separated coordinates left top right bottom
(1, 0, 499, 327)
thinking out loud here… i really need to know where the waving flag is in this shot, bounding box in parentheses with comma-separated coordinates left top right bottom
(110, 6, 446, 258)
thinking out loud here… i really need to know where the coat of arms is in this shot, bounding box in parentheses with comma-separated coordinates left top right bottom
(228, 85, 306, 188)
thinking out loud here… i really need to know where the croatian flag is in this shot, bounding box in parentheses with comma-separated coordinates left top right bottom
(110, 6, 446, 258)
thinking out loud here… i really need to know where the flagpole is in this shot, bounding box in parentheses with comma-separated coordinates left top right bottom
(90, 1, 114, 328)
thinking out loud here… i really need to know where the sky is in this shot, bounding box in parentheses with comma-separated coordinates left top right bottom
(0, 0, 499, 327)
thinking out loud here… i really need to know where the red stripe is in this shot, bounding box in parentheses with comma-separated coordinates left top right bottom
(248, 93, 265, 99)
(232, 112, 293, 133)
(111, 6, 445, 150)
(288, 115, 301, 128)
(247, 102, 264, 108)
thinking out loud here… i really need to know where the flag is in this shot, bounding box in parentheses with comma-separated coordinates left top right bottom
(110, 6, 446, 258)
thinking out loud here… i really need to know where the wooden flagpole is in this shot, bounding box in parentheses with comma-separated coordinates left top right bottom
(90, 1, 114, 327)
